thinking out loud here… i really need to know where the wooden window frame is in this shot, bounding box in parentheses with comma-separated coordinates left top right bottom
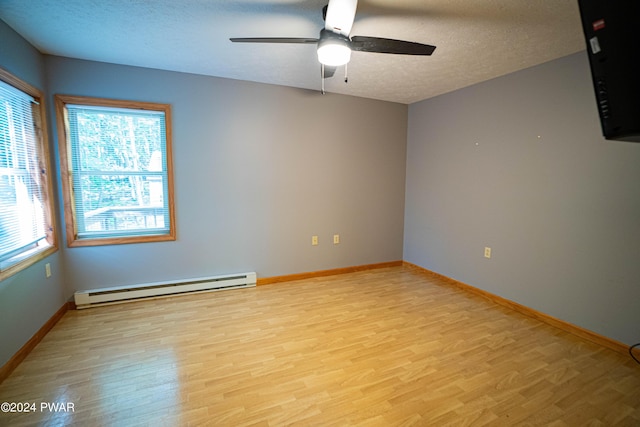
(0, 67, 57, 281)
(55, 95, 176, 247)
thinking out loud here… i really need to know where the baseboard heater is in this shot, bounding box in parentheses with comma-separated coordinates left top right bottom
(74, 272, 257, 309)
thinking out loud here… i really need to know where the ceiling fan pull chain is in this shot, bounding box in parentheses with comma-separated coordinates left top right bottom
(321, 64, 326, 94)
(345, 63, 348, 83)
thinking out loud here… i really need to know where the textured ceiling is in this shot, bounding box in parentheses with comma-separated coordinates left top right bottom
(0, 0, 586, 104)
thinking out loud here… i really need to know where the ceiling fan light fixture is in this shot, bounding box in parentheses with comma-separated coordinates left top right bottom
(317, 30, 351, 66)
(318, 43, 351, 66)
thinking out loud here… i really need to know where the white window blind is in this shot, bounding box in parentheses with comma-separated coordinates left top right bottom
(65, 104, 171, 239)
(0, 79, 47, 263)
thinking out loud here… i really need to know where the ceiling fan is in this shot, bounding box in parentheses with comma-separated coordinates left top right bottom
(230, 0, 436, 92)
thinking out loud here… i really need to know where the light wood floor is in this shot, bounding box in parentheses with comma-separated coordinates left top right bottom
(1, 266, 639, 426)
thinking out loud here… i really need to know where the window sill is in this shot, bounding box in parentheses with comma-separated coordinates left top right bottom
(0, 244, 57, 281)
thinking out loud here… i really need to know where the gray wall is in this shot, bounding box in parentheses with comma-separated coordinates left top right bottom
(45, 56, 407, 292)
(0, 20, 67, 367)
(404, 52, 640, 345)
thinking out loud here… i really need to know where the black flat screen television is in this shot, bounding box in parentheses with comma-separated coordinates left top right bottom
(577, 0, 640, 142)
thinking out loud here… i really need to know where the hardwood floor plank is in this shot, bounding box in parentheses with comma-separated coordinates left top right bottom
(1, 266, 639, 426)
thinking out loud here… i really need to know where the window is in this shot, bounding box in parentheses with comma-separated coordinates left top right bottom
(55, 95, 175, 247)
(0, 68, 57, 280)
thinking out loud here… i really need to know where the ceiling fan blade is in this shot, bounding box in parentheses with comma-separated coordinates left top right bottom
(230, 37, 318, 44)
(350, 36, 436, 55)
(324, 0, 358, 37)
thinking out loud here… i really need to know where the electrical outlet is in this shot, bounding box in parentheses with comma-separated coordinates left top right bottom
(312, 235, 318, 246)
(333, 234, 340, 244)
(45, 263, 52, 278)
(484, 247, 491, 259)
